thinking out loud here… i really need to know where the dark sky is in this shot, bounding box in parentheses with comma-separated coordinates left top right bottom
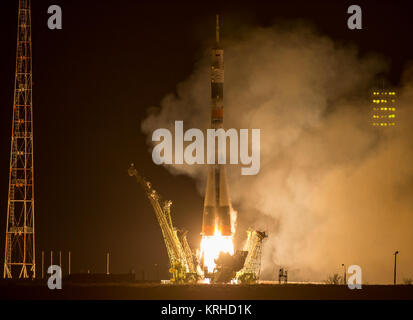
(0, 0, 412, 279)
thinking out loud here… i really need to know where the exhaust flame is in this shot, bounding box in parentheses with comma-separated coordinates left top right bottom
(200, 230, 234, 273)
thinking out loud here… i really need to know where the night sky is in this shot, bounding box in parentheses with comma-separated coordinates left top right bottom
(0, 0, 412, 279)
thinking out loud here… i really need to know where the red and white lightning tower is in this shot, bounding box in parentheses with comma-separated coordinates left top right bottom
(3, 0, 36, 279)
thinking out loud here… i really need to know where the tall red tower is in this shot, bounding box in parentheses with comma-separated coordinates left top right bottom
(3, 0, 36, 279)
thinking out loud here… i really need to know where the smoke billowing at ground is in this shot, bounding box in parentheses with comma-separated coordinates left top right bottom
(142, 23, 413, 283)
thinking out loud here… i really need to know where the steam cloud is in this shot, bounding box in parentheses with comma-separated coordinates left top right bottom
(142, 24, 413, 283)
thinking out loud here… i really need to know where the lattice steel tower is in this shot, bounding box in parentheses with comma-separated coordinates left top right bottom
(3, 0, 36, 279)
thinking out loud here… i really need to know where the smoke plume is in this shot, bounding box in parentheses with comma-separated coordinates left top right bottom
(141, 23, 413, 283)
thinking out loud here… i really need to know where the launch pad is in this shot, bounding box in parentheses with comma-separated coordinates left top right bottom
(129, 163, 267, 284)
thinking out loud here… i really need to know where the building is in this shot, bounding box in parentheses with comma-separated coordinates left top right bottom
(371, 90, 397, 127)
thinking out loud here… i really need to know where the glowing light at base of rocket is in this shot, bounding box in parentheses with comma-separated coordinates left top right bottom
(200, 230, 234, 273)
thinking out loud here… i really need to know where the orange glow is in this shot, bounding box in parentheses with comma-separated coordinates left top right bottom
(200, 230, 234, 273)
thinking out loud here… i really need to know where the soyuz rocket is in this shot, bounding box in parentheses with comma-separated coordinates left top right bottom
(201, 15, 232, 237)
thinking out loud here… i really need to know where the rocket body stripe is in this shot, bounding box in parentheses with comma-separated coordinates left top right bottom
(201, 16, 232, 236)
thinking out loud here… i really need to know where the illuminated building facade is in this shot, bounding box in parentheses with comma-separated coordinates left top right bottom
(371, 90, 397, 127)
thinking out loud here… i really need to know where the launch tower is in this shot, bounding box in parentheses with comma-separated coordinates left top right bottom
(3, 0, 36, 279)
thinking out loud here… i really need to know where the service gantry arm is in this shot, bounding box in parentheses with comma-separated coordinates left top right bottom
(177, 229, 196, 274)
(236, 229, 268, 282)
(128, 163, 189, 277)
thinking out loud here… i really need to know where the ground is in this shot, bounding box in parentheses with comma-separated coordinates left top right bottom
(0, 281, 412, 299)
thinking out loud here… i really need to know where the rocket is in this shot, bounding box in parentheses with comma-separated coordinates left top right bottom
(201, 15, 232, 236)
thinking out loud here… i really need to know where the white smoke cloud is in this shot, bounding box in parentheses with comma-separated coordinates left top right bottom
(141, 23, 413, 283)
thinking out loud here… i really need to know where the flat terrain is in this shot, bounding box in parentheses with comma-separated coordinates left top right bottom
(1, 281, 412, 300)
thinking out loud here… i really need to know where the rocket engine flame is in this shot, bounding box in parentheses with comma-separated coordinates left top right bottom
(200, 230, 234, 273)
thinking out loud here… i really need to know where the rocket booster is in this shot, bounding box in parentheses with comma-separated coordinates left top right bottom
(201, 15, 232, 236)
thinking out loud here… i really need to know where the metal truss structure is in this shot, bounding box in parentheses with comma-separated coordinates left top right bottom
(3, 0, 36, 279)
